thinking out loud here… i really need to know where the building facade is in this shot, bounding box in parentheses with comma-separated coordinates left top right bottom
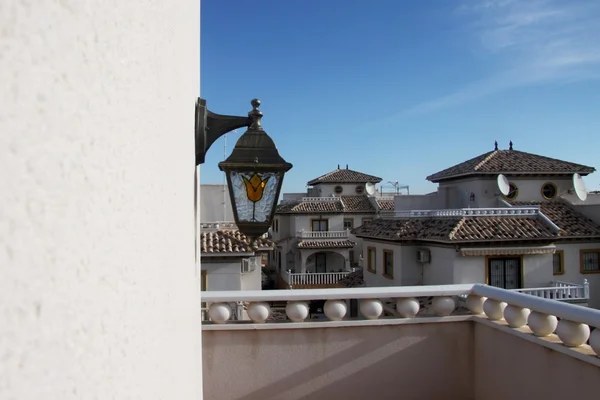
(353, 144, 600, 307)
(272, 166, 393, 288)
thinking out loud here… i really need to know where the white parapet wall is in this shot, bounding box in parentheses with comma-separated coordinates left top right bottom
(0, 1, 202, 398)
(202, 284, 600, 358)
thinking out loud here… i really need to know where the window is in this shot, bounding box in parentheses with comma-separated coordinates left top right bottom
(201, 270, 207, 291)
(367, 247, 376, 273)
(343, 218, 354, 230)
(334, 185, 343, 194)
(311, 219, 328, 231)
(487, 257, 522, 289)
(275, 218, 279, 232)
(362, 218, 372, 225)
(553, 250, 564, 275)
(278, 251, 282, 270)
(503, 183, 519, 200)
(541, 182, 557, 200)
(383, 250, 394, 278)
(580, 250, 600, 273)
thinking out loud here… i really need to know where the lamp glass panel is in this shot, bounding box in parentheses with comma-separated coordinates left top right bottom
(229, 171, 280, 223)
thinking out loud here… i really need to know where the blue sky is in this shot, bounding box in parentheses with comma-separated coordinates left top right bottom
(200, 0, 600, 195)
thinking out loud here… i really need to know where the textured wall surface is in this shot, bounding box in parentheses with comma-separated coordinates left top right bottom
(203, 323, 474, 400)
(0, 0, 202, 398)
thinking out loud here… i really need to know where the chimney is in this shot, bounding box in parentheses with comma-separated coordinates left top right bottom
(337, 164, 340, 169)
(346, 164, 348, 169)
(494, 141, 498, 151)
(509, 141, 513, 150)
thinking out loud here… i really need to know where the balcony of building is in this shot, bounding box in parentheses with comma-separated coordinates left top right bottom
(201, 284, 600, 400)
(295, 229, 351, 239)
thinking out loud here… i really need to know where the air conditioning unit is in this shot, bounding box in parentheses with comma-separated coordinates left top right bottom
(416, 249, 431, 263)
(241, 258, 259, 273)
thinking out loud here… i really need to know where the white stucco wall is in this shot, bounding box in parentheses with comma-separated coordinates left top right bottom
(437, 177, 575, 209)
(202, 256, 262, 291)
(0, 1, 202, 398)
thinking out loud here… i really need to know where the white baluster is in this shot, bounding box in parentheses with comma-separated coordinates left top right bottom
(247, 302, 270, 323)
(359, 299, 383, 320)
(556, 320, 590, 347)
(324, 299, 347, 321)
(432, 296, 455, 316)
(466, 295, 486, 314)
(286, 301, 309, 322)
(208, 302, 231, 324)
(528, 311, 557, 337)
(504, 305, 530, 328)
(483, 299, 506, 321)
(396, 297, 420, 317)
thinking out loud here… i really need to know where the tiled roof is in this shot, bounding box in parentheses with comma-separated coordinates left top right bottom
(450, 217, 556, 241)
(201, 230, 274, 254)
(427, 149, 595, 182)
(276, 200, 344, 214)
(296, 240, 357, 249)
(276, 195, 378, 214)
(376, 198, 395, 211)
(352, 216, 557, 243)
(340, 196, 377, 213)
(307, 168, 382, 185)
(511, 201, 600, 238)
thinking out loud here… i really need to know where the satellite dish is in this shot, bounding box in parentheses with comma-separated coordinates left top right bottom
(365, 182, 376, 196)
(573, 173, 588, 201)
(497, 174, 510, 196)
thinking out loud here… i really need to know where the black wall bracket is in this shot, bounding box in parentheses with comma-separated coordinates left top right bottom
(195, 98, 252, 166)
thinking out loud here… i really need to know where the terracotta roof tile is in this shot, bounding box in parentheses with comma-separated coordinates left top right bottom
(376, 199, 395, 211)
(427, 149, 595, 182)
(512, 201, 600, 238)
(307, 168, 382, 185)
(296, 240, 357, 249)
(201, 230, 274, 254)
(449, 217, 555, 241)
(340, 196, 377, 213)
(276, 200, 344, 213)
(352, 215, 556, 243)
(276, 195, 379, 214)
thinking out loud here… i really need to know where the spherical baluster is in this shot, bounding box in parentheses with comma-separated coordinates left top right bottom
(555, 320, 590, 347)
(247, 302, 270, 323)
(324, 299, 347, 321)
(208, 302, 231, 324)
(432, 296, 455, 316)
(589, 328, 600, 358)
(527, 311, 558, 337)
(466, 295, 486, 315)
(483, 299, 506, 321)
(396, 297, 420, 318)
(503, 305, 530, 328)
(285, 301, 309, 322)
(359, 299, 383, 320)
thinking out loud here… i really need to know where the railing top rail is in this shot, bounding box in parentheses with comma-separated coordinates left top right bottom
(201, 284, 474, 303)
(386, 207, 541, 218)
(301, 197, 341, 202)
(513, 286, 584, 292)
(472, 284, 600, 328)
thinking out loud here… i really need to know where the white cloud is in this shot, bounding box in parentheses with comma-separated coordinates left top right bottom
(394, 0, 600, 117)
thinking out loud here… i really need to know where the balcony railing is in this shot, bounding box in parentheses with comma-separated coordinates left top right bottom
(296, 229, 350, 239)
(202, 284, 600, 357)
(512, 280, 589, 302)
(283, 269, 352, 286)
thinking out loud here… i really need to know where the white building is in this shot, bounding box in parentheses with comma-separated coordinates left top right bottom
(200, 224, 272, 292)
(353, 143, 600, 307)
(272, 165, 393, 288)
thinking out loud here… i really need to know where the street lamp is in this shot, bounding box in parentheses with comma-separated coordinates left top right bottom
(195, 98, 292, 242)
